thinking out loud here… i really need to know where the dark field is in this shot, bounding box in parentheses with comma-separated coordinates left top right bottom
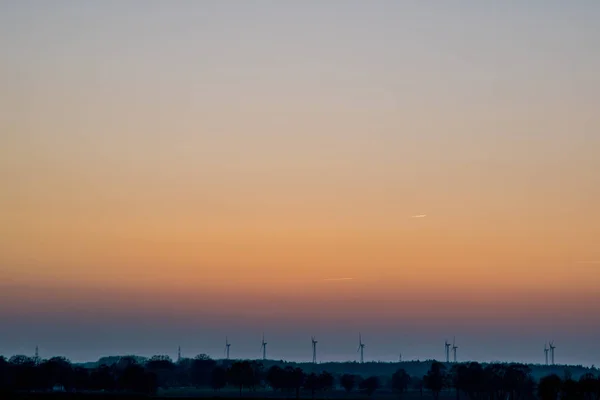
(4, 392, 457, 400)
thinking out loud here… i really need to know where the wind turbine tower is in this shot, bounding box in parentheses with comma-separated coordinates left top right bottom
(444, 340, 451, 363)
(549, 341, 556, 365)
(312, 336, 318, 364)
(357, 334, 365, 363)
(34, 346, 40, 364)
(225, 337, 231, 360)
(177, 346, 182, 363)
(544, 343, 549, 366)
(261, 334, 268, 361)
(452, 337, 458, 363)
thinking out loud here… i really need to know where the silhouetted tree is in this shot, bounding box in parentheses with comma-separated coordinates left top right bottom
(145, 355, 176, 388)
(89, 364, 115, 391)
(9, 355, 38, 391)
(210, 366, 228, 391)
(479, 363, 534, 400)
(229, 361, 255, 397)
(459, 362, 486, 400)
(450, 364, 467, 400)
(562, 375, 581, 400)
(249, 361, 264, 392)
(8, 355, 35, 366)
(319, 371, 334, 393)
(539, 374, 562, 400)
(503, 364, 535, 400)
(118, 364, 157, 394)
(393, 368, 412, 398)
(302, 372, 333, 399)
(71, 366, 90, 391)
(483, 363, 504, 399)
(190, 354, 217, 387)
(579, 373, 600, 400)
(305, 373, 320, 399)
(0, 356, 10, 393)
(286, 366, 306, 399)
(359, 376, 381, 397)
(146, 355, 174, 369)
(266, 366, 285, 391)
(265, 365, 305, 397)
(39, 356, 73, 390)
(114, 355, 140, 375)
(173, 357, 193, 386)
(340, 373, 357, 393)
(424, 361, 447, 400)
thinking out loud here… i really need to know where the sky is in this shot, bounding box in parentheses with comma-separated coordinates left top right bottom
(1, 1, 599, 366)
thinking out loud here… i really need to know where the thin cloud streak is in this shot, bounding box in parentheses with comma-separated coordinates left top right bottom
(411, 214, 427, 218)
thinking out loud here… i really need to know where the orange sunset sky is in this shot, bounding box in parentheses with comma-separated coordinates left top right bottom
(1, 1, 599, 364)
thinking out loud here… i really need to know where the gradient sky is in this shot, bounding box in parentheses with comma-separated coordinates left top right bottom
(1, 1, 599, 365)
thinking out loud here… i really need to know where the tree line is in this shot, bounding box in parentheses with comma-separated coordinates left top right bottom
(436, 361, 600, 400)
(1, 354, 599, 399)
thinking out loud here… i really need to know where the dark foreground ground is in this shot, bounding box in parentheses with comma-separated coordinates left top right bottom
(2, 395, 147, 400)
(1, 391, 452, 400)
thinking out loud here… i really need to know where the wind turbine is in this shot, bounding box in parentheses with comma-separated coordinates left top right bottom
(261, 334, 267, 361)
(357, 334, 365, 363)
(225, 337, 231, 360)
(399, 353, 402, 362)
(444, 340, 451, 363)
(452, 337, 458, 363)
(544, 343, 549, 366)
(549, 341, 556, 365)
(177, 346, 182, 363)
(311, 336, 318, 364)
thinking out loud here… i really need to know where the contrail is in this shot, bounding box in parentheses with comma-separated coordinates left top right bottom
(411, 214, 427, 218)
(324, 278, 354, 281)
